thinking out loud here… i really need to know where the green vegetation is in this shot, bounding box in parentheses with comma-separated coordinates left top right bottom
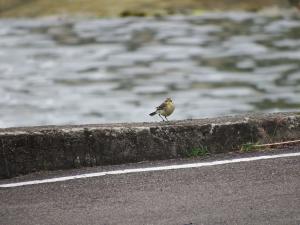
(240, 142, 271, 152)
(0, 0, 288, 18)
(240, 142, 260, 152)
(186, 145, 209, 157)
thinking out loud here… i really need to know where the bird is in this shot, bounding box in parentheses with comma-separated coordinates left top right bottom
(289, 0, 300, 10)
(149, 97, 175, 121)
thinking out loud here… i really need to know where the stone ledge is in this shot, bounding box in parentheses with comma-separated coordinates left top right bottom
(1, 112, 300, 179)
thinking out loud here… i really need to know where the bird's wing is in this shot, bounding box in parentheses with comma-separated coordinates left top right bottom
(156, 102, 166, 110)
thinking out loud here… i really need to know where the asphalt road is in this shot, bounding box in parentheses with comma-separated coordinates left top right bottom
(0, 149, 300, 225)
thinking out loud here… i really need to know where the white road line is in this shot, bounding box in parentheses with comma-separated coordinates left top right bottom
(1, 152, 300, 188)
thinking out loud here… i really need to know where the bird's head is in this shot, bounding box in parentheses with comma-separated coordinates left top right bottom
(165, 97, 173, 103)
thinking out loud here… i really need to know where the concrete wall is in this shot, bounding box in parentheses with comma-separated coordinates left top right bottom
(1, 112, 300, 179)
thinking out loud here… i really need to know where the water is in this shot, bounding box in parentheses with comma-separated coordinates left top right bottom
(0, 11, 300, 127)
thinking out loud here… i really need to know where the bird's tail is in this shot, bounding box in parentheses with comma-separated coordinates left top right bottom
(149, 111, 157, 116)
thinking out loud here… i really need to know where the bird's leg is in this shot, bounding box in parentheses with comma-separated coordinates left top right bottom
(164, 116, 169, 121)
(159, 114, 165, 122)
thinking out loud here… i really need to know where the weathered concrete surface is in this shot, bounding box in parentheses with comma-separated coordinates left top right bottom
(1, 112, 300, 179)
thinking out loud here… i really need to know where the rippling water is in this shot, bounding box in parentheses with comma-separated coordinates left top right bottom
(0, 11, 300, 127)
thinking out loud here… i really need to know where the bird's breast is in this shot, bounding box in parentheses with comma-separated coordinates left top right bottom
(161, 103, 175, 116)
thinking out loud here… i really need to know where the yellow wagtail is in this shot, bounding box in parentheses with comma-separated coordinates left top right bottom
(149, 97, 175, 121)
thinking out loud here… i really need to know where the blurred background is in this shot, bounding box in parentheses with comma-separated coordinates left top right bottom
(0, 0, 300, 127)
